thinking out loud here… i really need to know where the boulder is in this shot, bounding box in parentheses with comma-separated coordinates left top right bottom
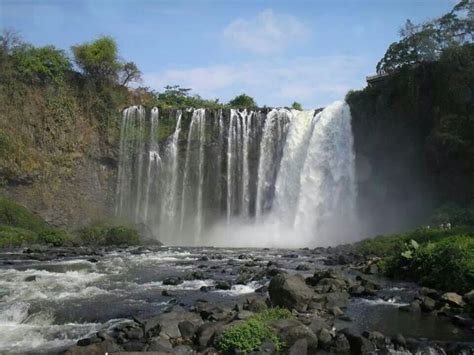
(244, 298, 268, 313)
(399, 301, 421, 314)
(329, 333, 351, 353)
(267, 319, 318, 351)
(318, 328, 333, 349)
(215, 280, 231, 290)
(441, 292, 465, 307)
(288, 338, 308, 355)
(163, 276, 183, 286)
(463, 290, 474, 305)
(65, 339, 121, 355)
(419, 296, 437, 312)
(268, 273, 313, 311)
(341, 328, 375, 355)
(178, 320, 198, 339)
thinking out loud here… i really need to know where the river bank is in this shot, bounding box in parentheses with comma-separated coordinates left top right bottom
(0, 244, 472, 354)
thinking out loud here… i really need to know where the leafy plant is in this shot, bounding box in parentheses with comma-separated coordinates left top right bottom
(215, 308, 292, 354)
(228, 94, 257, 109)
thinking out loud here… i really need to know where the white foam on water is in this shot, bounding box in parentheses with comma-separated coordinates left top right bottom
(215, 281, 261, 295)
(0, 269, 108, 302)
(0, 303, 124, 354)
(355, 298, 408, 307)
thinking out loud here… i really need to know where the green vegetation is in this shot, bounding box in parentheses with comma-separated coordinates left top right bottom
(356, 224, 474, 293)
(215, 308, 292, 354)
(376, 0, 473, 74)
(228, 93, 257, 110)
(291, 101, 303, 110)
(0, 196, 141, 247)
(0, 196, 47, 232)
(147, 85, 224, 110)
(77, 222, 140, 246)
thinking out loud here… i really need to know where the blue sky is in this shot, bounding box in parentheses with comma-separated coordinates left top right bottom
(0, 0, 456, 108)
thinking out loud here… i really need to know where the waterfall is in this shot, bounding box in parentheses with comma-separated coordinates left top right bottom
(115, 102, 356, 247)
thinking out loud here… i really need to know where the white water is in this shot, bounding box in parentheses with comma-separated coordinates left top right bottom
(116, 101, 357, 247)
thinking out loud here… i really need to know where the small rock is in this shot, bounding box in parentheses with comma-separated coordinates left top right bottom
(441, 292, 465, 307)
(462, 290, 474, 305)
(24, 275, 37, 282)
(163, 276, 183, 286)
(289, 338, 308, 355)
(215, 280, 231, 290)
(268, 273, 313, 311)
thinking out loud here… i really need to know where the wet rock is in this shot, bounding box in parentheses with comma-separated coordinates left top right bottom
(393, 333, 407, 348)
(236, 310, 254, 320)
(244, 298, 268, 313)
(296, 264, 310, 271)
(173, 344, 197, 354)
(179, 320, 198, 339)
(399, 301, 421, 314)
(256, 338, 277, 354)
(282, 253, 299, 258)
(341, 328, 375, 354)
(87, 257, 99, 263)
(267, 319, 318, 351)
(349, 285, 365, 296)
(123, 339, 147, 351)
(162, 289, 176, 297)
(420, 287, 440, 299)
(308, 316, 330, 334)
(65, 339, 122, 354)
(163, 276, 184, 286)
(289, 338, 308, 355)
(268, 273, 313, 311)
(329, 333, 351, 353)
(364, 263, 379, 275)
(329, 306, 344, 317)
(441, 292, 465, 307)
(200, 286, 214, 292)
(321, 291, 350, 309)
(420, 296, 437, 312)
(76, 336, 103, 346)
(451, 314, 474, 328)
(463, 289, 474, 305)
(146, 337, 173, 351)
(318, 328, 333, 348)
(255, 285, 268, 294)
(414, 344, 447, 355)
(215, 280, 231, 290)
(189, 271, 207, 280)
(24, 275, 37, 282)
(196, 322, 225, 348)
(200, 256, 209, 261)
(363, 330, 387, 349)
(135, 306, 202, 339)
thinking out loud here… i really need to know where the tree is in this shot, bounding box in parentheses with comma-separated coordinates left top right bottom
(119, 62, 141, 87)
(228, 94, 257, 109)
(291, 101, 303, 110)
(72, 36, 121, 82)
(376, 0, 473, 74)
(11, 45, 71, 83)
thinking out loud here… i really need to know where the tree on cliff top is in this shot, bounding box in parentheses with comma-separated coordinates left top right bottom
(228, 94, 257, 109)
(291, 101, 303, 110)
(72, 36, 141, 86)
(376, 0, 473, 74)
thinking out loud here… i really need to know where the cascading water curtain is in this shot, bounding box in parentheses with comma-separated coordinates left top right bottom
(115, 101, 356, 247)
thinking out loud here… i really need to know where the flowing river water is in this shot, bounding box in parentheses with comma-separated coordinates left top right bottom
(0, 246, 470, 354)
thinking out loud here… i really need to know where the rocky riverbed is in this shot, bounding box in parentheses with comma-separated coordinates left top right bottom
(0, 245, 472, 354)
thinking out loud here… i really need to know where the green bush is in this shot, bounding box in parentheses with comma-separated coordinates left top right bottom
(429, 202, 474, 227)
(77, 223, 140, 246)
(0, 225, 37, 247)
(385, 235, 474, 293)
(37, 229, 71, 247)
(215, 308, 292, 354)
(0, 196, 48, 232)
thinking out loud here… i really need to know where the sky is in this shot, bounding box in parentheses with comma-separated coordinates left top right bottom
(0, 0, 457, 108)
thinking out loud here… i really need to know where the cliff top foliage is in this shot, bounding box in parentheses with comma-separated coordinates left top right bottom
(377, 0, 473, 74)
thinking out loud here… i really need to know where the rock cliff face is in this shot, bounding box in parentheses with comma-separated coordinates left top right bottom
(348, 46, 474, 236)
(0, 85, 119, 228)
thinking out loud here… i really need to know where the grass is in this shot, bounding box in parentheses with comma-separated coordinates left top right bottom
(356, 226, 474, 294)
(215, 308, 293, 354)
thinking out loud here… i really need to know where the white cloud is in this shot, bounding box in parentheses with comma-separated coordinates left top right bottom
(222, 9, 309, 54)
(143, 56, 368, 108)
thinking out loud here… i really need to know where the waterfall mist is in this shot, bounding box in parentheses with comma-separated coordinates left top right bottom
(115, 101, 357, 247)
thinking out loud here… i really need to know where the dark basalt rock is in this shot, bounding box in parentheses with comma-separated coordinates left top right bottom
(163, 276, 184, 285)
(269, 273, 313, 311)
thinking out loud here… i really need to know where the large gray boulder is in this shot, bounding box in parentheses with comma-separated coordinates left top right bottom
(268, 273, 313, 311)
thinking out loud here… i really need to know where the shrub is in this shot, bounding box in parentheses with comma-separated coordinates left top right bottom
(0, 196, 48, 232)
(215, 308, 292, 354)
(104, 226, 140, 246)
(385, 235, 474, 293)
(77, 223, 140, 246)
(0, 225, 37, 247)
(291, 101, 303, 110)
(429, 202, 474, 227)
(37, 229, 71, 247)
